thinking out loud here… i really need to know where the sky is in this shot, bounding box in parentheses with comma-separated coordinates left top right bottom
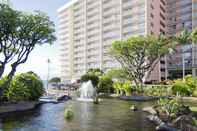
(7, 0, 70, 80)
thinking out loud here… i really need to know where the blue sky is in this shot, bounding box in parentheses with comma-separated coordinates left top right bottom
(8, 0, 69, 80)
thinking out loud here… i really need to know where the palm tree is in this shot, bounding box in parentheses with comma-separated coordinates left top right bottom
(191, 28, 197, 77)
(174, 29, 191, 80)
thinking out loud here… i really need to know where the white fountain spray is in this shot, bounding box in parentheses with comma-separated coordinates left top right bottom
(77, 80, 96, 102)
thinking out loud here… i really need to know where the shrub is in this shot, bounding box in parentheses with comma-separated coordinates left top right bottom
(193, 88, 197, 97)
(64, 107, 74, 120)
(159, 80, 174, 85)
(122, 81, 132, 96)
(81, 74, 99, 87)
(97, 75, 113, 93)
(172, 79, 193, 96)
(5, 77, 31, 102)
(3, 72, 44, 102)
(113, 81, 122, 95)
(185, 75, 197, 90)
(144, 85, 172, 96)
(156, 98, 180, 118)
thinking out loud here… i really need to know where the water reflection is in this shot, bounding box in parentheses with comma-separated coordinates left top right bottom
(1, 99, 155, 131)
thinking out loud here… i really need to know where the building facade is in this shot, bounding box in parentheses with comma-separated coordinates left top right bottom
(165, 0, 197, 79)
(57, 0, 168, 82)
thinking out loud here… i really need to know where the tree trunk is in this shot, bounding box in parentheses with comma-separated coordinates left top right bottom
(0, 64, 5, 79)
(8, 64, 17, 80)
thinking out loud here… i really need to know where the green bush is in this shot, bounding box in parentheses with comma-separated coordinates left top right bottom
(122, 81, 132, 96)
(156, 98, 180, 118)
(97, 75, 113, 93)
(64, 107, 74, 120)
(0, 76, 9, 100)
(144, 85, 172, 96)
(81, 74, 99, 87)
(113, 81, 122, 95)
(193, 88, 197, 97)
(3, 72, 44, 102)
(172, 79, 193, 96)
(185, 75, 197, 90)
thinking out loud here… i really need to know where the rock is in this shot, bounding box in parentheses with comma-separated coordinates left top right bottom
(172, 115, 196, 130)
(156, 123, 178, 131)
(146, 115, 163, 125)
(143, 107, 157, 115)
(176, 105, 191, 116)
(130, 105, 138, 111)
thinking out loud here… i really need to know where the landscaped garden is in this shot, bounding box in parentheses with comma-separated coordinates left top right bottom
(78, 28, 197, 130)
(1, 2, 197, 131)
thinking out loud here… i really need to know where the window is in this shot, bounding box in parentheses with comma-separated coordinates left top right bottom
(150, 13, 154, 18)
(151, 22, 154, 27)
(160, 21, 165, 28)
(151, 4, 154, 10)
(160, 13, 165, 20)
(160, 5, 165, 13)
(160, 0, 166, 6)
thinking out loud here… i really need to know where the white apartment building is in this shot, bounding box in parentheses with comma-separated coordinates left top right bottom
(58, 0, 166, 82)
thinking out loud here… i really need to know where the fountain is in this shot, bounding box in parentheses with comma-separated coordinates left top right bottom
(77, 80, 96, 102)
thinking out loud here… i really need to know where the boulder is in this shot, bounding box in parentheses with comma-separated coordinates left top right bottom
(172, 115, 196, 130)
(146, 115, 163, 125)
(156, 123, 178, 131)
(176, 105, 191, 116)
(130, 105, 138, 111)
(143, 107, 157, 115)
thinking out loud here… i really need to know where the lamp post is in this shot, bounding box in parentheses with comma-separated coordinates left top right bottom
(182, 48, 185, 81)
(46, 58, 51, 95)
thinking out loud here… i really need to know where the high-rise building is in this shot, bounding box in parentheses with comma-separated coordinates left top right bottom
(57, 0, 167, 82)
(165, 0, 197, 79)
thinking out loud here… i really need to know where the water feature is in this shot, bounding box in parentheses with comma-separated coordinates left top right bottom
(77, 80, 96, 102)
(0, 99, 155, 131)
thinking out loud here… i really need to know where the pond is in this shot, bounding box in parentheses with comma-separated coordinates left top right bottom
(1, 98, 155, 131)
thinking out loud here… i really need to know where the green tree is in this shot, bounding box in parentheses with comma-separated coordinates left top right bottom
(173, 29, 192, 80)
(87, 68, 103, 77)
(191, 27, 197, 43)
(110, 35, 172, 91)
(105, 68, 128, 81)
(81, 74, 99, 87)
(0, 4, 56, 95)
(97, 75, 113, 93)
(49, 77, 61, 84)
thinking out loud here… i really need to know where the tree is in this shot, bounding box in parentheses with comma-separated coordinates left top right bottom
(81, 74, 99, 87)
(87, 68, 103, 77)
(97, 75, 113, 93)
(0, 4, 56, 95)
(110, 35, 173, 91)
(173, 29, 192, 80)
(191, 27, 197, 43)
(0, 4, 20, 78)
(105, 68, 128, 81)
(49, 77, 61, 84)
